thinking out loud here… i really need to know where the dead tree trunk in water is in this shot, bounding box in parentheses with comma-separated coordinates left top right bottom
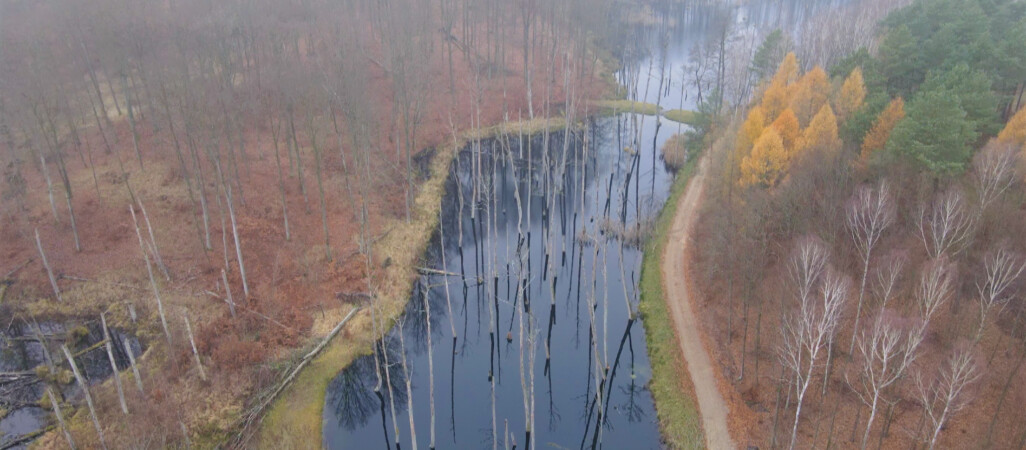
(62, 345, 108, 449)
(46, 387, 76, 449)
(100, 313, 128, 414)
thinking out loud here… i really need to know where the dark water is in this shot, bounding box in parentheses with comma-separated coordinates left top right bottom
(324, 114, 675, 449)
(0, 321, 143, 449)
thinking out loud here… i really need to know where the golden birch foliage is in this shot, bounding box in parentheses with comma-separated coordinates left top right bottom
(860, 97, 905, 163)
(997, 106, 1026, 148)
(799, 104, 842, 156)
(741, 127, 788, 187)
(771, 108, 801, 156)
(761, 80, 790, 123)
(834, 67, 866, 121)
(737, 106, 766, 159)
(790, 66, 831, 126)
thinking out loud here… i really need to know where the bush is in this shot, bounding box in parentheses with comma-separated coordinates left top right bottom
(661, 133, 688, 171)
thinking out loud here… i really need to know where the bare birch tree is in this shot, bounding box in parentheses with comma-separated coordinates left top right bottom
(846, 182, 895, 353)
(971, 142, 1016, 211)
(918, 189, 975, 258)
(914, 346, 981, 450)
(973, 247, 1024, 344)
(848, 312, 922, 449)
(779, 238, 847, 450)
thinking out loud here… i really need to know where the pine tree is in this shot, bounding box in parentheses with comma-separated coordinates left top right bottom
(887, 90, 977, 177)
(834, 67, 866, 122)
(790, 66, 831, 126)
(860, 97, 905, 164)
(741, 127, 788, 187)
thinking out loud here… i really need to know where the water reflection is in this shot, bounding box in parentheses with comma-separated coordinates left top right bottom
(324, 114, 673, 449)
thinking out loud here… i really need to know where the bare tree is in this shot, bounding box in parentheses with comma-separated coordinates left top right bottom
(918, 189, 975, 258)
(34, 228, 62, 302)
(871, 253, 906, 310)
(130, 205, 171, 345)
(62, 344, 108, 449)
(779, 238, 847, 450)
(846, 181, 895, 353)
(914, 346, 981, 450)
(46, 387, 76, 449)
(971, 142, 1016, 211)
(973, 247, 1024, 344)
(915, 258, 954, 323)
(848, 312, 922, 449)
(101, 312, 129, 415)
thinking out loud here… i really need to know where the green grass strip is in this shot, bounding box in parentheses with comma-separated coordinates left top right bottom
(639, 157, 705, 449)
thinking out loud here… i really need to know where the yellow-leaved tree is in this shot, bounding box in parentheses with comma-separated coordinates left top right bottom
(761, 80, 790, 123)
(997, 106, 1026, 148)
(737, 106, 766, 159)
(798, 104, 842, 156)
(741, 127, 788, 187)
(860, 97, 905, 164)
(771, 52, 800, 87)
(789, 66, 831, 126)
(761, 53, 800, 122)
(771, 108, 801, 156)
(834, 67, 866, 122)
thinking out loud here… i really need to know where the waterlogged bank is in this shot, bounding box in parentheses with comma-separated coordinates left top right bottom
(256, 118, 575, 447)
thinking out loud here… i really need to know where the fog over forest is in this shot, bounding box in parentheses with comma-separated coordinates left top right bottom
(1, 0, 1025, 449)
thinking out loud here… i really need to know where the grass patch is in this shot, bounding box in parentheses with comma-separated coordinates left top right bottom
(663, 109, 699, 126)
(593, 99, 662, 116)
(639, 156, 705, 449)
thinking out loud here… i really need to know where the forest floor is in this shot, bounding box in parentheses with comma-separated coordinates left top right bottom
(660, 150, 735, 449)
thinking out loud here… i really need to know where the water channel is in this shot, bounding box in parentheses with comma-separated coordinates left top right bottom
(318, 0, 853, 448)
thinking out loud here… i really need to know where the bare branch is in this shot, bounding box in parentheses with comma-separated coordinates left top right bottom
(918, 189, 975, 258)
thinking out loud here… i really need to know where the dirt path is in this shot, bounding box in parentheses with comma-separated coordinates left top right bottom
(661, 157, 735, 449)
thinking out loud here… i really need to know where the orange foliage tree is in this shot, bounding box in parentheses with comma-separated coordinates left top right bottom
(997, 106, 1026, 148)
(790, 66, 831, 126)
(798, 104, 842, 156)
(771, 52, 800, 87)
(772, 108, 801, 156)
(741, 128, 789, 187)
(762, 80, 790, 123)
(860, 97, 906, 164)
(737, 106, 767, 159)
(834, 67, 866, 122)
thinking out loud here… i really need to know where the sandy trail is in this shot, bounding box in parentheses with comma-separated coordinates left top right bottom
(661, 157, 735, 449)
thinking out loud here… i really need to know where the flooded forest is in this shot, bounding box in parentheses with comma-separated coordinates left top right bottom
(4, 0, 1023, 449)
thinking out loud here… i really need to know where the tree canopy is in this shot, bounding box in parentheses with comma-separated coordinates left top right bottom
(887, 90, 977, 176)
